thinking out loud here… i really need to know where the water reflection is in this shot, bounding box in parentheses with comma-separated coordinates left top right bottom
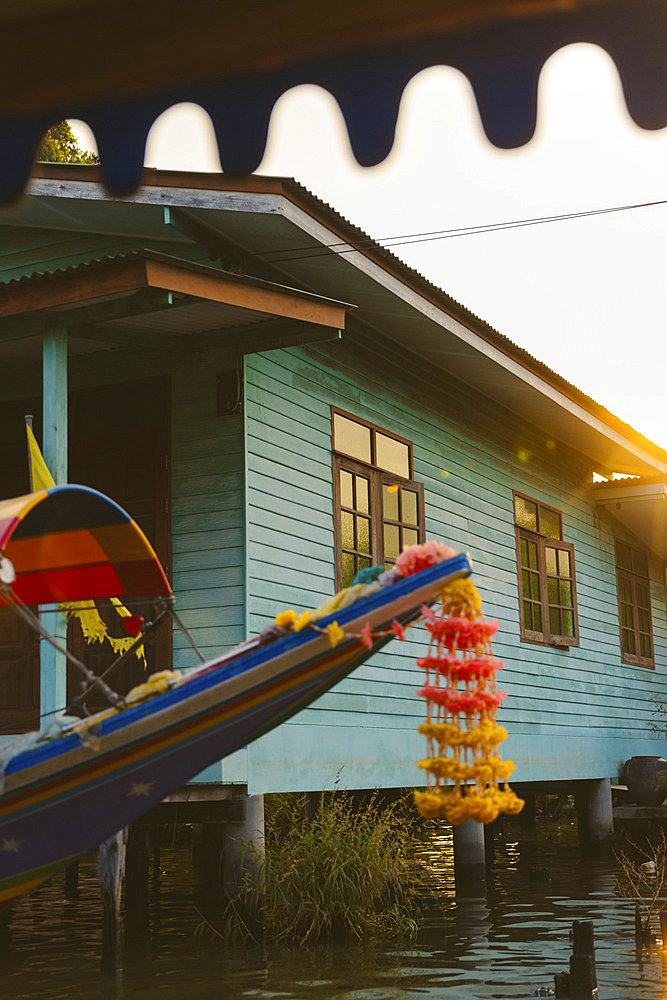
(1, 825, 666, 1000)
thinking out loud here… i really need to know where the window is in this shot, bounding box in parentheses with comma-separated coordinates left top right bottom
(513, 492, 579, 646)
(332, 409, 424, 588)
(615, 541, 653, 667)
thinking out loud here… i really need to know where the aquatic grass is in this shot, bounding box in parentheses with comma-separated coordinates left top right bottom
(204, 789, 426, 946)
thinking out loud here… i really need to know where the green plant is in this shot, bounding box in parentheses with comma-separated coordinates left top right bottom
(203, 789, 426, 946)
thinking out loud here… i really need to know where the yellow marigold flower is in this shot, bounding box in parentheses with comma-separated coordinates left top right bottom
(440, 578, 483, 619)
(326, 621, 346, 648)
(293, 609, 311, 632)
(275, 609, 298, 628)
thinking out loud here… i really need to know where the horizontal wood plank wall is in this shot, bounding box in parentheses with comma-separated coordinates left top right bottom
(244, 332, 667, 793)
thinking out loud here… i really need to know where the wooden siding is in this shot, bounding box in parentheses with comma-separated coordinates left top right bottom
(244, 331, 667, 793)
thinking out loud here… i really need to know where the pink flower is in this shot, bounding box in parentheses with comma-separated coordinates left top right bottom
(361, 622, 373, 650)
(391, 619, 406, 641)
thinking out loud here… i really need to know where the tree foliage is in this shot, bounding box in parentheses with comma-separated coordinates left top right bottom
(38, 122, 99, 164)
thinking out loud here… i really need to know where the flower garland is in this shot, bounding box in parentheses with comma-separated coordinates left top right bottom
(413, 577, 523, 825)
(271, 540, 522, 826)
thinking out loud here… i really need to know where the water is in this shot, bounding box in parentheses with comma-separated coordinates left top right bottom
(2, 823, 665, 1000)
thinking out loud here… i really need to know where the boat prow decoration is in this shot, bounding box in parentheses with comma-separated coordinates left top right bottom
(0, 485, 472, 911)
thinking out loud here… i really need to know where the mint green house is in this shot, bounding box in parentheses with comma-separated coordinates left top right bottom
(0, 165, 665, 815)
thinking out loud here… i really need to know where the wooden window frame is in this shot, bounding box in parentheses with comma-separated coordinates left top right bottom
(332, 410, 425, 590)
(513, 491, 580, 648)
(615, 540, 654, 669)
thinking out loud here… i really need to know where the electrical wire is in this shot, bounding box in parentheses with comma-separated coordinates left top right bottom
(252, 197, 667, 265)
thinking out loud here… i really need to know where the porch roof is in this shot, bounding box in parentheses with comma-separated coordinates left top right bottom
(593, 477, 667, 560)
(0, 248, 353, 359)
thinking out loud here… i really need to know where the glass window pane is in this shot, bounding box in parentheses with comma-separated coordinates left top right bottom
(545, 547, 557, 575)
(619, 576, 630, 602)
(640, 634, 652, 658)
(358, 556, 372, 574)
(340, 470, 353, 508)
(639, 609, 650, 632)
(520, 538, 528, 567)
(384, 523, 400, 560)
(376, 434, 409, 477)
(634, 550, 649, 577)
(549, 607, 561, 636)
(636, 582, 649, 608)
(401, 489, 418, 525)
(560, 580, 573, 607)
(528, 541, 538, 570)
(403, 527, 419, 548)
(357, 516, 370, 555)
(533, 604, 542, 632)
(621, 604, 632, 628)
(558, 549, 570, 577)
(522, 570, 531, 599)
(341, 511, 354, 550)
(334, 413, 371, 463)
(355, 475, 369, 514)
(616, 542, 632, 571)
(515, 496, 537, 531)
(523, 601, 533, 630)
(547, 577, 559, 604)
(342, 552, 355, 588)
(382, 484, 399, 521)
(623, 629, 635, 655)
(531, 574, 540, 600)
(539, 506, 561, 539)
(562, 610, 574, 638)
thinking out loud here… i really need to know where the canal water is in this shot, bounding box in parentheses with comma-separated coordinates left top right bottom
(2, 821, 665, 1000)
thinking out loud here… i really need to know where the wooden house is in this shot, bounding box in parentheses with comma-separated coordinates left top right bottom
(0, 165, 665, 814)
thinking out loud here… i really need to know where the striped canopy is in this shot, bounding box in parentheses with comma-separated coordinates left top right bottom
(0, 485, 171, 605)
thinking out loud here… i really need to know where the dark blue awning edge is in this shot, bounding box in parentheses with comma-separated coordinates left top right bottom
(0, 0, 664, 204)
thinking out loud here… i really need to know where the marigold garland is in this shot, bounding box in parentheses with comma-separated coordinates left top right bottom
(414, 576, 523, 825)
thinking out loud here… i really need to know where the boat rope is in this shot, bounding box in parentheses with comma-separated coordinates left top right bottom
(168, 606, 206, 663)
(0, 584, 125, 710)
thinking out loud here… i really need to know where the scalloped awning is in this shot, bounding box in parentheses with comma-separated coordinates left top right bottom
(0, 0, 665, 202)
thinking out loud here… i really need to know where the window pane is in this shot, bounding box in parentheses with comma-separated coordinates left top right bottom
(340, 470, 353, 508)
(622, 628, 635, 655)
(634, 550, 649, 576)
(545, 547, 557, 575)
(357, 516, 370, 555)
(557, 549, 570, 577)
(523, 601, 533, 630)
(539, 506, 561, 539)
(382, 484, 399, 521)
(520, 537, 529, 566)
(384, 523, 400, 560)
(639, 609, 650, 632)
(341, 511, 354, 550)
(528, 541, 538, 570)
(376, 434, 409, 477)
(522, 570, 531, 599)
(562, 610, 574, 638)
(547, 577, 559, 604)
(533, 604, 542, 632)
(355, 475, 369, 514)
(334, 413, 371, 463)
(358, 556, 372, 574)
(616, 543, 632, 571)
(640, 634, 652, 658)
(636, 582, 649, 608)
(515, 496, 537, 531)
(549, 607, 561, 636)
(560, 580, 572, 607)
(342, 552, 355, 588)
(401, 488, 418, 525)
(619, 576, 631, 602)
(621, 604, 632, 628)
(403, 527, 419, 548)
(531, 574, 540, 601)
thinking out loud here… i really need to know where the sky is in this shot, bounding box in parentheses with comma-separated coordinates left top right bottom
(73, 43, 667, 450)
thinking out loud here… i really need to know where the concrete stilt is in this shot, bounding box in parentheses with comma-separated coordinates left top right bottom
(222, 794, 265, 890)
(304, 791, 323, 824)
(453, 818, 485, 869)
(99, 829, 127, 972)
(575, 778, 614, 849)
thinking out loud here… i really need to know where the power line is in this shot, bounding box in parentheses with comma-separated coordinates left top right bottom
(255, 198, 667, 265)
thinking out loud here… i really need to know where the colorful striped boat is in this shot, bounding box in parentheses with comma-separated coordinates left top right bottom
(0, 485, 471, 910)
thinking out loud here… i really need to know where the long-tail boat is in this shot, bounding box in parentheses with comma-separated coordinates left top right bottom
(0, 485, 471, 910)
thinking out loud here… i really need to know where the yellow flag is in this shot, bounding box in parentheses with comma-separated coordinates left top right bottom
(26, 423, 55, 491)
(25, 420, 146, 666)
